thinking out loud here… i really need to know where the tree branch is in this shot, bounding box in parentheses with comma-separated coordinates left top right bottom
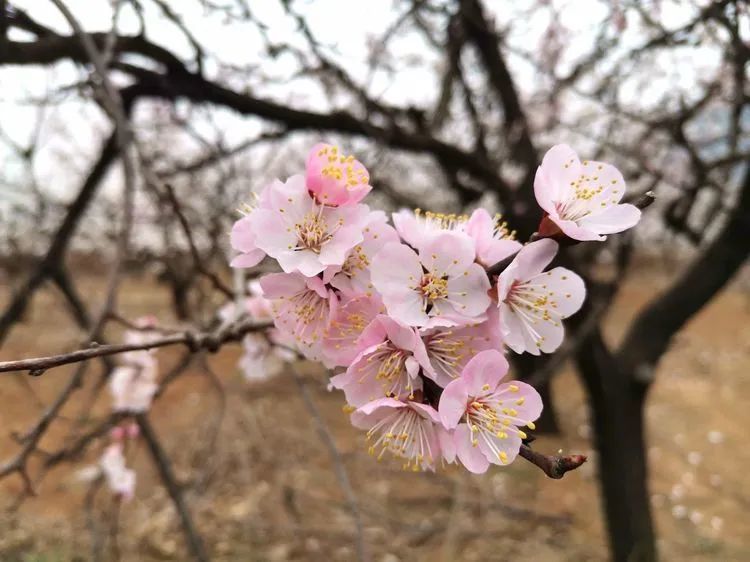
(518, 444, 587, 479)
(0, 318, 272, 374)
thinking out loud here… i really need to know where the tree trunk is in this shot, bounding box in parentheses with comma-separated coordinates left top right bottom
(576, 329, 656, 562)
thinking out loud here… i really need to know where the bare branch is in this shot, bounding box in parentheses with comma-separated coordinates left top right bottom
(288, 365, 368, 562)
(0, 318, 272, 374)
(136, 413, 210, 562)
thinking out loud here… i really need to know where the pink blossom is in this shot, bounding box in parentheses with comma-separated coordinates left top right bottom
(327, 210, 399, 297)
(306, 143, 372, 206)
(250, 175, 370, 276)
(99, 443, 136, 501)
(218, 289, 274, 324)
(351, 397, 452, 471)
(259, 272, 337, 356)
(421, 320, 502, 388)
(370, 232, 491, 327)
(322, 294, 385, 367)
(330, 315, 433, 407)
(109, 354, 158, 413)
(534, 144, 641, 241)
(439, 350, 542, 473)
(464, 209, 522, 267)
(496, 239, 585, 355)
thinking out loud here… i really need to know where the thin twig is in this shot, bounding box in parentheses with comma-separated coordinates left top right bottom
(161, 182, 233, 298)
(518, 444, 587, 479)
(288, 365, 368, 562)
(136, 413, 210, 562)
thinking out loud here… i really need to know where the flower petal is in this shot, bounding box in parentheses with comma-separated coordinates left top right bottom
(534, 144, 582, 212)
(495, 381, 543, 423)
(477, 428, 522, 467)
(461, 349, 508, 397)
(371, 242, 422, 292)
(454, 424, 490, 474)
(513, 239, 559, 279)
(230, 250, 265, 268)
(533, 266, 585, 318)
(579, 203, 641, 235)
(439, 377, 469, 429)
(419, 232, 475, 277)
(551, 217, 605, 241)
(446, 264, 491, 318)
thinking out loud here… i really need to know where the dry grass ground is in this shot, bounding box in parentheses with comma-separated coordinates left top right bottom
(0, 264, 748, 561)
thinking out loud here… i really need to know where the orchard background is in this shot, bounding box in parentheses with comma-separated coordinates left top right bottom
(0, 1, 748, 561)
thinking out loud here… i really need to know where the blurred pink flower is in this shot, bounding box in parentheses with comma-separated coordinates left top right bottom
(439, 350, 542, 473)
(351, 397, 452, 471)
(238, 333, 287, 381)
(371, 232, 491, 327)
(99, 443, 136, 501)
(218, 280, 274, 324)
(534, 144, 641, 241)
(330, 315, 433, 407)
(306, 143, 372, 206)
(250, 175, 370, 276)
(109, 355, 158, 413)
(496, 239, 584, 355)
(121, 318, 161, 366)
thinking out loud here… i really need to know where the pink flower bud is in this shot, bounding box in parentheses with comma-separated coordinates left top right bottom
(306, 143, 372, 206)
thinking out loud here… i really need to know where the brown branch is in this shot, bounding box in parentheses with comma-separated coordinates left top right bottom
(0, 29, 187, 72)
(0, 318, 272, 374)
(518, 444, 587, 479)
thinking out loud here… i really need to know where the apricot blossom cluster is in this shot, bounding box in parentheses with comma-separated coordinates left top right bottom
(229, 142, 640, 473)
